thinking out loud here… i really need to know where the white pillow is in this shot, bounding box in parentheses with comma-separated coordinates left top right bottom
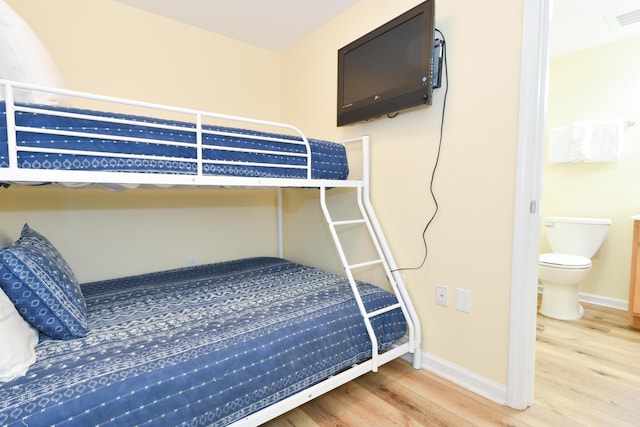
(0, 287, 39, 383)
(0, 0, 66, 104)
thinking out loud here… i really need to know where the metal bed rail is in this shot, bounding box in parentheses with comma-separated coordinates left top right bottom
(1, 79, 322, 186)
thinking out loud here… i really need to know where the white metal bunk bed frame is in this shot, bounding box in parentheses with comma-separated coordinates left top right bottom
(0, 79, 421, 426)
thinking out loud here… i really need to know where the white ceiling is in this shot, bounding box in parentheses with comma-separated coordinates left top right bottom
(550, 0, 640, 57)
(115, 0, 640, 55)
(114, 0, 357, 52)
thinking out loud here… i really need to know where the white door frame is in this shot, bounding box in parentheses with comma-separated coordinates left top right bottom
(506, 0, 552, 410)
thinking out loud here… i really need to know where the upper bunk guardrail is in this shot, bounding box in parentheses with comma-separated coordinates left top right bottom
(0, 80, 362, 187)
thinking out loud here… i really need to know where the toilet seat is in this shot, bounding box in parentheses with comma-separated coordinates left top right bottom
(539, 253, 591, 269)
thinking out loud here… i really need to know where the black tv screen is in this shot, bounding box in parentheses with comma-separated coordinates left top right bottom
(337, 1, 436, 126)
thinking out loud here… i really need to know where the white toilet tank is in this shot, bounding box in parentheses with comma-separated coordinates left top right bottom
(544, 216, 611, 258)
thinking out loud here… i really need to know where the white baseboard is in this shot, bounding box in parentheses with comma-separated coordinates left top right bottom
(578, 292, 628, 311)
(395, 342, 507, 406)
(420, 351, 507, 406)
(537, 285, 628, 311)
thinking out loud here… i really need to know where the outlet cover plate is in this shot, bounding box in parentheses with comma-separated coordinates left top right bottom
(436, 284, 448, 307)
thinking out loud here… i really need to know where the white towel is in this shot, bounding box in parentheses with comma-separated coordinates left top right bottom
(587, 120, 624, 162)
(569, 122, 593, 162)
(548, 120, 625, 164)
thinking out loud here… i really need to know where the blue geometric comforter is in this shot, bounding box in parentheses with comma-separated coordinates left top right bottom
(0, 257, 406, 426)
(0, 103, 349, 180)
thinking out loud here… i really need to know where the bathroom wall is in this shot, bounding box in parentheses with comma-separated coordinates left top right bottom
(543, 34, 640, 304)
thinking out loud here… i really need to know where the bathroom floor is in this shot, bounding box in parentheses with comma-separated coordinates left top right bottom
(533, 301, 640, 425)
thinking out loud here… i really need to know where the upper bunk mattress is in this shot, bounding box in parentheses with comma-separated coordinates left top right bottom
(0, 102, 349, 180)
(0, 257, 406, 427)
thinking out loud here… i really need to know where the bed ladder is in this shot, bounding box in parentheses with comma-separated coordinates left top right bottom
(320, 181, 420, 371)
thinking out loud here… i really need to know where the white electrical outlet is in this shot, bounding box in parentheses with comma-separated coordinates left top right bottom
(188, 256, 198, 266)
(435, 284, 448, 307)
(456, 288, 471, 313)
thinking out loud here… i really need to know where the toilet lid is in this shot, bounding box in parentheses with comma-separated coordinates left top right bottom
(539, 253, 591, 269)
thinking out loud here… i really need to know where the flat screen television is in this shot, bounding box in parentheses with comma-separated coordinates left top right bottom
(337, 1, 436, 127)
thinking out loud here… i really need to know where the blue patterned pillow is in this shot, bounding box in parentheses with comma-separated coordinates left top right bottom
(0, 224, 87, 339)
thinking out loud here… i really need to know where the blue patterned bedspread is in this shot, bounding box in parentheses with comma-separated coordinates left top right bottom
(0, 257, 406, 426)
(0, 103, 349, 180)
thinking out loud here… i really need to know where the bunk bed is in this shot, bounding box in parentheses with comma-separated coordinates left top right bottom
(0, 80, 421, 426)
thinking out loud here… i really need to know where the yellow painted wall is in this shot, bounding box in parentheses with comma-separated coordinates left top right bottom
(0, 188, 279, 282)
(281, 0, 524, 385)
(1, 0, 283, 282)
(6, 0, 282, 119)
(543, 35, 640, 302)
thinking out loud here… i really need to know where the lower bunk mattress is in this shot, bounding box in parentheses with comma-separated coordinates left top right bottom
(0, 102, 349, 180)
(0, 257, 406, 426)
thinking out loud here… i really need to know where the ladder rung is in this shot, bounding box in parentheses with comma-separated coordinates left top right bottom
(367, 303, 402, 318)
(347, 259, 383, 270)
(332, 218, 366, 226)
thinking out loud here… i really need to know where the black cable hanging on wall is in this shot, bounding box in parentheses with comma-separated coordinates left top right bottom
(393, 28, 448, 273)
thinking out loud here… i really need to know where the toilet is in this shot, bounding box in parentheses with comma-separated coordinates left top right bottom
(538, 216, 611, 320)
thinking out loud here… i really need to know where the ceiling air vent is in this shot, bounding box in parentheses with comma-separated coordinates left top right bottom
(617, 9, 640, 26)
(606, 8, 640, 30)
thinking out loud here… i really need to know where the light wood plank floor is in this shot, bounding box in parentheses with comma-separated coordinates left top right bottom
(265, 302, 640, 426)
